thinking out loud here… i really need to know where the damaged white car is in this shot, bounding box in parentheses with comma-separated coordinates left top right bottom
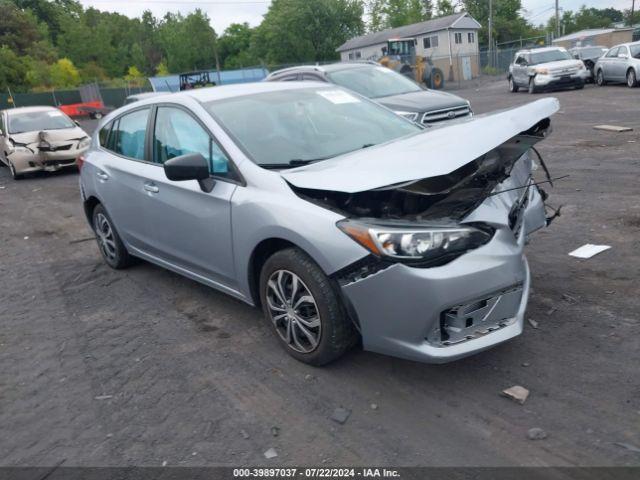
(79, 82, 559, 365)
(0, 106, 90, 179)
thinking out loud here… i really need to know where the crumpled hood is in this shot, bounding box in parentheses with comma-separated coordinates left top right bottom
(377, 89, 468, 112)
(281, 98, 559, 194)
(9, 127, 87, 145)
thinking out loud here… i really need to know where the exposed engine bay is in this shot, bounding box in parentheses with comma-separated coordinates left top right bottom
(291, 118, 552, 223)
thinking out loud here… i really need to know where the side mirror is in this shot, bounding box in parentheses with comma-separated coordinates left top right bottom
(164, 153, 215, 193)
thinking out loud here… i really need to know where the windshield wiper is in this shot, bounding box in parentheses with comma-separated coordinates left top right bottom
(259, 157, 333, 169)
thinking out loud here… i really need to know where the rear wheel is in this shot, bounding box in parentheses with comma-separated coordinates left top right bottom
(509, 76, 519, 93)
(92, 204, 132, 269)
(596, 70, 606, 86)
(259, 248, 356, 366)
(627, 69, 637, 88)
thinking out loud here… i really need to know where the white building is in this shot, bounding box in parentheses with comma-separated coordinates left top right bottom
(337, 12, 481, 80)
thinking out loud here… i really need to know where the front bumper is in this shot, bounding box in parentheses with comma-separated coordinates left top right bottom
(7, 145, 87, 174)
(533, 72, 586, 89)
(340, 237, 530, 364)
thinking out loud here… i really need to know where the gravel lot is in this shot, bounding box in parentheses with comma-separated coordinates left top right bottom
(1, 80, 638, 467)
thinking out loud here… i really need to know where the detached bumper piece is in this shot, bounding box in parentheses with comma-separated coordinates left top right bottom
(428, 285, 524, 346)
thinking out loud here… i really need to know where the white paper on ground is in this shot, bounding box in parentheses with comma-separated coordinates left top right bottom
(568, 244, 611, 259)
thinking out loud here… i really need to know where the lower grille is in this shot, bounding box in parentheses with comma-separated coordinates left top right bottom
(427, 285, 524, 346)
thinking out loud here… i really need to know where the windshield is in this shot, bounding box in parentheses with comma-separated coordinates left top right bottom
(530, 50, 571, 65)
(578, 47, 607, 58)
(631, 44, 640, 59)
(326, 66, 422, 99)
(8, 110, 75, 134)
(205, 87, 420, 168)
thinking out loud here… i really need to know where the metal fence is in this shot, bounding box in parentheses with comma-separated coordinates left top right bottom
(0, 83, 151, 111)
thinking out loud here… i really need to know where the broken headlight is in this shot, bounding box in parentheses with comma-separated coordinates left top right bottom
(77, 137, 91, 150)
(337, 219, 494, 266)
(394, 111, 419, 122)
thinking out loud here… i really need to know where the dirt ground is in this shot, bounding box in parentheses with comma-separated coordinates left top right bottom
(1, 80, 638, 467)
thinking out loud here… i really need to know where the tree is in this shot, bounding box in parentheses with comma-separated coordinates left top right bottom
(158, 10, 217, 72)
(254, 0, 365, 64)
(436, 0, 454, 17)
(544, 7, 625, 36)
(155, 60, 170, 76)
(218, 23, 258, 68)
(0, 2, 43, 54)
(0, 45, 28, 89)
(367, 0, 433, 31)
(461, 0, 536, 45)
(49, 57, 80, 88)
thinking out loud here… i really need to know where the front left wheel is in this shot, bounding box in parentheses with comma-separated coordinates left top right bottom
(92, 204, 132, 269)
(8, 160, 23, 180)
(508, 77, 519, 93)
(259, 248, 357, 366)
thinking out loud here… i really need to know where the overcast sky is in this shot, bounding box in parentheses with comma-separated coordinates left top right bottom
(79, 0, 634, 33)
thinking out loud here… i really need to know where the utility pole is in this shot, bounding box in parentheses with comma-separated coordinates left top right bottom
(555, 0, 560, 38)
(631, 0, 636, 27)
(488, 0, 493, 67)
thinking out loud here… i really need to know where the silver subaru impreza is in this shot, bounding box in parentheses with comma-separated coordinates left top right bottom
(79, 81, 559, 365)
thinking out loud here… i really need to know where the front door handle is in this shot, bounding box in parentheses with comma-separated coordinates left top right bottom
(144, 182, 159, 193)
(96, 171, 109, 181)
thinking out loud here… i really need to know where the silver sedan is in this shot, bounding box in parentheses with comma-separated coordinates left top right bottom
(594, 42, 640, 87)
(80, 82, 559, 365)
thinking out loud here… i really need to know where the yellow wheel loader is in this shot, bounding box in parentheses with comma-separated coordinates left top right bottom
(379, 38, 445, 89)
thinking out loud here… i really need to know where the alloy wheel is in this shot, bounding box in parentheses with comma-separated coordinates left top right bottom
(94, 212, 117, 262)
(627, 70, 636, 88)
(265, 269, 321, 353)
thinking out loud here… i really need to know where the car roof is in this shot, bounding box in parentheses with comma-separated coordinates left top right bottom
(268, 62, 377, 78)
(167, 80, 332, 104)
(614, 41, 640, 48)
(515, 46, 567, 55)
(3, 106, 60, 115)
(570, 45, 607, 50)
(127, 92, 166, 100)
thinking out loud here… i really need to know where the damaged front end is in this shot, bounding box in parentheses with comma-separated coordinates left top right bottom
(6, 130, 90, 174)
(281, 98, 560, 363)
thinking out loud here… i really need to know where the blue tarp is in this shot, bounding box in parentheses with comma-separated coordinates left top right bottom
(149, 67, 269, 92)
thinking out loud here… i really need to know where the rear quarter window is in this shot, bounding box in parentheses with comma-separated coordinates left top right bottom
(98, 121, 112, 147)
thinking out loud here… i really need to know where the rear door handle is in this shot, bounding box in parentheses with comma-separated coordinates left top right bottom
(96, 171, 109, 181)
(144, 182, 159, 193)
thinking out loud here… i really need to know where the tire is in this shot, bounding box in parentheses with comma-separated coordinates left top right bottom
(528, 77, 537, 94)
(627, 69, 637, 88)
(596, 70, 605, 86)
(508, 76, 519, 93)
(575, 83, 584, 90)
(259, 248, 356, 366)
(431, 68, 444, 89)
(8, 159, 23, 180)
(93, 112, 103, 120)
(92, 204, 132, 269)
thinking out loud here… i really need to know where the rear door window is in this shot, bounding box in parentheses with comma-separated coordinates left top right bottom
(109, 108, 150, 160)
